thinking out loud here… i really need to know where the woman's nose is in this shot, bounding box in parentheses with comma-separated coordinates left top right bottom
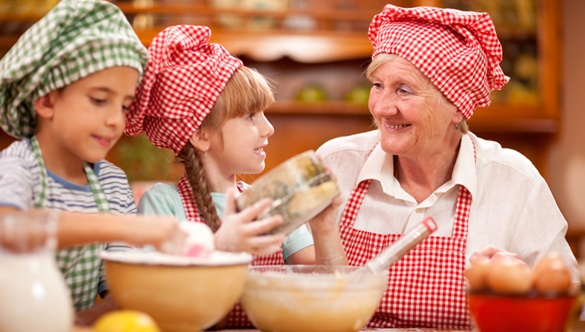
(369, 93, 398, 117)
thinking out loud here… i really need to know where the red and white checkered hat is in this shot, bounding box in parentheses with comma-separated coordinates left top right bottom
(368, 5, 509, 119)
(125, 25, 242, 153)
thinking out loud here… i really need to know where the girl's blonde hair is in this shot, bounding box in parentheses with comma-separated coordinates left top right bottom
(366, 54, 468, 133)
(178, 66, 274, 230)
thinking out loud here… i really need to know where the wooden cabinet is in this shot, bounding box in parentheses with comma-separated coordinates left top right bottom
(0, 0, 561, 180)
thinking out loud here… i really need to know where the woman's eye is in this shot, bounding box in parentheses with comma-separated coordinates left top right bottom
(372, 82, 383, 89)
(397, 85, 413, 95)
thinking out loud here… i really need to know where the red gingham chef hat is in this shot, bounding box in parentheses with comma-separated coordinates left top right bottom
(125, 25, 242, 153)
(368, 5, 509, 119)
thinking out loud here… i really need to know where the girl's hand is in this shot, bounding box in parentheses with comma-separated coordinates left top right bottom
(214, 188, 285, 256)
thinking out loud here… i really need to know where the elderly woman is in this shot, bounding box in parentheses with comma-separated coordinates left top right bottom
(316, 4, 578, 329)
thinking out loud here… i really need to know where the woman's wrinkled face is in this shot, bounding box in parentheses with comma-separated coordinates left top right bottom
(368, 56, 461, 159)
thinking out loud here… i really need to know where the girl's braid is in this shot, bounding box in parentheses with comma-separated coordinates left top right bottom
(178, 143, 221, 232)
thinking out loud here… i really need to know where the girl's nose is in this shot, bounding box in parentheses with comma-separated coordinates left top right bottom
(259, 112, 274, 137)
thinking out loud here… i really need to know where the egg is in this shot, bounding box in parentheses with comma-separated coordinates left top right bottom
(464, 255, 491, 291)
(533, 253, 572, 294)
(181, 222, 215, 258)
(485, 255, 534, 295)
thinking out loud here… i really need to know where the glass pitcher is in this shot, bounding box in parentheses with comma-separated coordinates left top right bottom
(0, 211, 73, 332)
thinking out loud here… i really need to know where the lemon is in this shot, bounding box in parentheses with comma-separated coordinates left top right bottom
(94, 310, 160, 332)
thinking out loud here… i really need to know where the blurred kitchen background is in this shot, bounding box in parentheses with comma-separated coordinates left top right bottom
(1, 0, 585, 256)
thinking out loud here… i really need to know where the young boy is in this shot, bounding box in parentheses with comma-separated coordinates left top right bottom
(0, 0, 189, 325)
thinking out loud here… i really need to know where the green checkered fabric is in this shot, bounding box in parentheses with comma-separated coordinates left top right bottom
(0, 0, 148, 139)
(30, 137, 48, 208)
(31, 135, 111, 310)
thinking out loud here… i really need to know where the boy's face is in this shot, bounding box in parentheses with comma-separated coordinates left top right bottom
(39, 66, 139, 164)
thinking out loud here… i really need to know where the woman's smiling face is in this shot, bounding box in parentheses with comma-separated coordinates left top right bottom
(368, 55, 461, 159)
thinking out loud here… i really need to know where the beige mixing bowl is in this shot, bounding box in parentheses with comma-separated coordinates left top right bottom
(101, 250, 252, 332)
(240, 265, 388, 332)
(236, 150, 340, 236)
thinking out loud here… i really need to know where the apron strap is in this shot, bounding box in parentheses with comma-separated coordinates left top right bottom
(30, 136, 110, 212)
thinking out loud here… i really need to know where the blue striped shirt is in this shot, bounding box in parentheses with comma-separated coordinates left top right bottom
(0, 139, 136, 310)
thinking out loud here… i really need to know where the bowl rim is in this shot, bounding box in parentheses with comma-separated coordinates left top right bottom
(246, 264, 389, 278)
(100, 250, 253, 267)
(467, 290, 578, 300)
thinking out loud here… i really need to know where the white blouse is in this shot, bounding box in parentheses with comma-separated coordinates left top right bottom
(316, 130, 577, 271)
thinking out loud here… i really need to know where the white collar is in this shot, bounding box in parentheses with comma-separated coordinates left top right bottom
(356, 134, 477, 200)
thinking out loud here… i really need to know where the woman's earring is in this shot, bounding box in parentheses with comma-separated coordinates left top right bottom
(454, 122, 461, 130)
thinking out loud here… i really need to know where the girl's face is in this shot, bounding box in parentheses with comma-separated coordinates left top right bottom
(38, 66, 139, 165)
(207, 110, 274, 176)
(368, 56, 461, 160)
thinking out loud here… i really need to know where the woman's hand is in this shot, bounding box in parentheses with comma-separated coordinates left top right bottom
(307, 193, 343, 234)
(214, 188, 285, 256)
(307, 191, 347, 266)
(307, 168, 343, 234)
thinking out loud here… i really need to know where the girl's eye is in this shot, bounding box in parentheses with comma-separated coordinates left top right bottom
(245, 112, 256, 120)
(122, 105, 131, 113)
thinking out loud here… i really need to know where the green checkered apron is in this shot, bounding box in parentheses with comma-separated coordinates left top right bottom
(30, 136, 110, 310)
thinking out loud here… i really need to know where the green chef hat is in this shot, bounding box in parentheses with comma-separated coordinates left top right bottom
(0, 0, 148, 139)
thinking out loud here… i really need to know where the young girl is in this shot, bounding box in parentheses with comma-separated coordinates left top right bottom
(125, 25, 347, 327)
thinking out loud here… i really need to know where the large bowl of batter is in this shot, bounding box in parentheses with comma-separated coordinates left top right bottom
(240, 265, 388, 332)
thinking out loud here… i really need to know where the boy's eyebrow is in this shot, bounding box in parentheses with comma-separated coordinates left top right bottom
(91, 86, 136, 100)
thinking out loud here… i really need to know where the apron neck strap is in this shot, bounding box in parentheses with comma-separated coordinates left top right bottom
(30, 136, 110, 212)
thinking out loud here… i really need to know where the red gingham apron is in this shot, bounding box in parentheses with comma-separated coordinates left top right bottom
(339, 145, 474, 330)
(177, 175, 284, 328)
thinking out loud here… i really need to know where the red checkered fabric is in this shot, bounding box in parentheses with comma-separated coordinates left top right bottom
(368, 5, 509, 119)
(177, 174, 285, 329)
(176, 175, 203, 223)
(125, 25, 242, 154)
(338, 139, 477, 329)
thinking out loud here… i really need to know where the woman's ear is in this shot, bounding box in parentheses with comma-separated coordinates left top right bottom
(452, 111, 465, 126)
(34, 91, 58, 119)
(189, 129, 211, 153)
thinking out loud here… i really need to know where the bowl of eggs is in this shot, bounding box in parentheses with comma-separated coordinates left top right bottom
(465, 252, 582, 332)
(240, 265, 388, 332)
(236, 150, 340, 236)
